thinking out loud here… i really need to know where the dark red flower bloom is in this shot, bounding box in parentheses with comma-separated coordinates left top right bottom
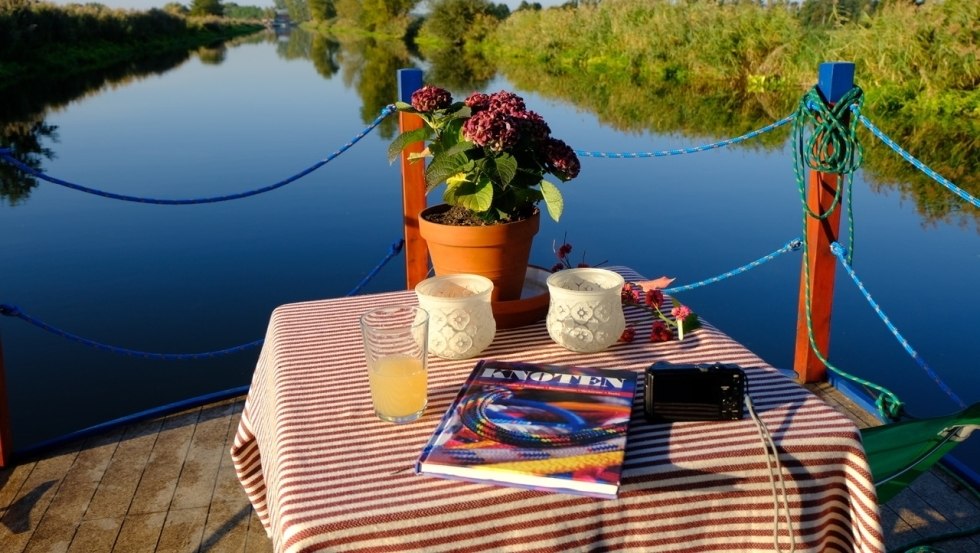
(550, 263, 564, 273)
(411, 85, 452, 113)
(464, 92, 491, 113)
(488, 90, 526, 114)
(619, 325, 636, 343)
(544, 138, 581, 181)
(645, 289, 664, 309)
(621, 285, 640, 304)
(650, 321, 673, 343)
(514, 110, 551, 143)
(557, 243, 572, 259)
(462, 110, 520, 152)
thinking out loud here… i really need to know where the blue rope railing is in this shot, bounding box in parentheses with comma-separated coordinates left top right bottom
(0, 105, 396, 205)
(830, 242, 967, 409)
(345, 239, 404, 296)
(0, 238, 405, 360)
(663, 238, 802, 294)
(856, 112, 980, 209)
(574, 114, 793, 158)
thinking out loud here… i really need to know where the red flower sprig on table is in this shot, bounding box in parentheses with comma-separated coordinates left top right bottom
(549, 235, 607, 273)
(619, 280, 700, 343)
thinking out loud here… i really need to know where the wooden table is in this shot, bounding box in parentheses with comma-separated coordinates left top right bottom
(231, 267, 884, 553)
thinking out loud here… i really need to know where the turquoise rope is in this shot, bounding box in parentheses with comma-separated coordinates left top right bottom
(792, 85, 904, 420)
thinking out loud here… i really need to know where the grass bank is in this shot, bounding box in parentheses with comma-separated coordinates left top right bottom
(488, 0, 979, 121)
(0, 2, 263, 87)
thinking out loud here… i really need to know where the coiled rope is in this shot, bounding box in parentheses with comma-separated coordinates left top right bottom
(0, 105, 395, 205)
(0, 239, 404, 360)
(830, 242, 966, 409)
(792, 85, 904, 420)
(574, 115, 793, 159)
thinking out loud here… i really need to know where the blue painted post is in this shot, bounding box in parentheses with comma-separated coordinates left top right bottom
(794, 62, 855, 383)
(398, 68, 428, 290)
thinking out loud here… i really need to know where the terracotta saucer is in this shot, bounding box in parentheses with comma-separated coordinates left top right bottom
(492, 265, 551, 329)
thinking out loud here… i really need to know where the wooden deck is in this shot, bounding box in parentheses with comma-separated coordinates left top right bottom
(0, 387, 977, 553)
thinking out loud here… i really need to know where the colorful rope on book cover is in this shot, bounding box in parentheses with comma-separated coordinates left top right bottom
(458, 388, 628, 448)
(476, 451, 625, 475)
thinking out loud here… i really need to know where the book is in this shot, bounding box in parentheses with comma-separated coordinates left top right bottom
(416, 359, 638, 499)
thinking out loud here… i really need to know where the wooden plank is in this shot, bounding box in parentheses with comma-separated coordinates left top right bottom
(113, 512, 167, 553)
(200, 501, 251, 553)
(200, 399, 252, 552)
(0, 445, 81, 553)
(128, 408, 200, 515)
(24, 478, 100, 553)
(243, 508, 272, 553)
(156, 506, 207, 553)
(169, 401, 235, 511)
(66, 517, 123, 553)
(83, 418, 163, 520)
(0, 461, 37, 512)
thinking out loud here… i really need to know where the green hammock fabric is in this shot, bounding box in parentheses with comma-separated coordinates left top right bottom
(861, 402, 980, 503)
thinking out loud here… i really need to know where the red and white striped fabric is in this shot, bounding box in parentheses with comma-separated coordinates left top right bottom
(231, 267, 884, 553)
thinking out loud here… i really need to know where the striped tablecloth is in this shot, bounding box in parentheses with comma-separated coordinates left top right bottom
(231, 267, 884, 553)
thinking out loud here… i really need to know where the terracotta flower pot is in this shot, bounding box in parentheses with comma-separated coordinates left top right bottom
(418, 204, 540, 303)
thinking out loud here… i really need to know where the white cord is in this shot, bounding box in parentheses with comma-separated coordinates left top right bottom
(746, 393, 796, 553)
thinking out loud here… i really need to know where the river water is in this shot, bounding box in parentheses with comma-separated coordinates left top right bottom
(1, 30, 977, 466)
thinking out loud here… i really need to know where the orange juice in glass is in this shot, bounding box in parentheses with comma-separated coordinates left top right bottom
(360, 307, 429, 423)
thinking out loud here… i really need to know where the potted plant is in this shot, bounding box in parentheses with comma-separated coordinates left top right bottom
(389, 85, 581, 302)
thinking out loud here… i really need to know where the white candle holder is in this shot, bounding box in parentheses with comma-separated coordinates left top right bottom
(415, 274, 496, 359)
(546, 268, 626, 353)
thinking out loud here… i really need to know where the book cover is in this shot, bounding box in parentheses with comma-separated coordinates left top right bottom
(416, 359, 638, 499)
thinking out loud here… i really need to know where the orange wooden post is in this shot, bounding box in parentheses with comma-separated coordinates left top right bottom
(0, 337, 12, 467)
(398, 68, 428, 290)
(794, 62, 854, 383)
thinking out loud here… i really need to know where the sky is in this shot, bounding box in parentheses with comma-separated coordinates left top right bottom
(49, 0, 567, 13)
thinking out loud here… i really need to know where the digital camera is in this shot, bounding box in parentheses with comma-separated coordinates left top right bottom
(644, 362, 746, 422)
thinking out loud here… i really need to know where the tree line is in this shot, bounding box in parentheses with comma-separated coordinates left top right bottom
(0, 0, 265, 84)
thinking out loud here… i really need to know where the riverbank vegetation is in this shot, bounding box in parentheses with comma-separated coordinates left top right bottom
(488, 0, 978, 121)
(0, 0, 265, 86)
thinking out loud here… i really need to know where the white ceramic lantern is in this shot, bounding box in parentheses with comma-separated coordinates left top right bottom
(415, 274, 496, 359)
(546, 268, 626, 353)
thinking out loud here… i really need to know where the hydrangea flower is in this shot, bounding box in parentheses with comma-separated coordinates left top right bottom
(411, 85, 452, 113)
(391, 85, 582, 223)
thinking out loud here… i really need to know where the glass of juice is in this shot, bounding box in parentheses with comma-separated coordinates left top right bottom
(359, 306, 429, 423)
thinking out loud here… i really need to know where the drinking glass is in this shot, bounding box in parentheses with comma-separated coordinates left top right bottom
(359, 306, 429, 423)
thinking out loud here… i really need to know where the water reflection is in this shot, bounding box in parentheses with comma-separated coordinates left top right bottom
(196, 44, 228, 65)
(418, 41, 496, 93)
(0, 48, 195, 204)
(1, 28, 974, 228)
(497, 62, 979, 230)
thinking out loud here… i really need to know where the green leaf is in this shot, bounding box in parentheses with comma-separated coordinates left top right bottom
(440, 140, 476, 159)
(494, 153, 517, 186)
(683, 313, 701, 331)
(387, 127, 430, 164)
(425, 152, 470, 191)
(447, 175, 493, 213)
(539, 179, 564, 222)
(394, 101, 414, 112)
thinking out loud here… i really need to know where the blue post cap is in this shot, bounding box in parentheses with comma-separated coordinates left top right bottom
(817, 62, 855, 104)
(397, 68, 424, 104)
